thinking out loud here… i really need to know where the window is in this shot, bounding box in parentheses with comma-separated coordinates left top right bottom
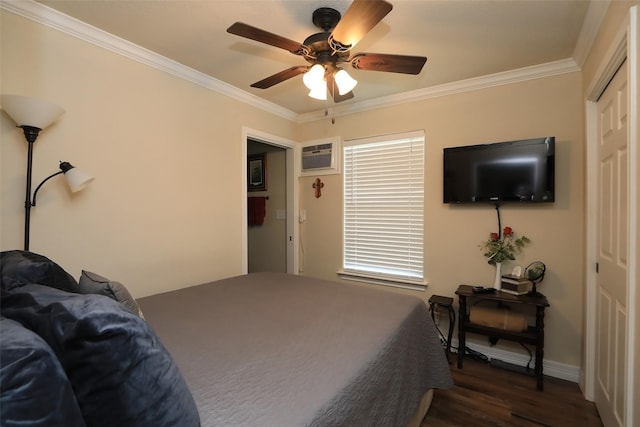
(340, 130, 425, 290)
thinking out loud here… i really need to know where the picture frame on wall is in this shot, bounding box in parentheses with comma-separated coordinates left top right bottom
(248, 153, 266, 192)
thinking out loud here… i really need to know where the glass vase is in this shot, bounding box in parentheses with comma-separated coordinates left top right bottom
(493, 262, 502, 290)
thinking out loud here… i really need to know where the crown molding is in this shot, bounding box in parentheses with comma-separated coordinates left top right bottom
(1, 0, 585, 124)
(0, 0, 298, 122)
(296, 58, 581, 122)
(572, 0, 610, 68)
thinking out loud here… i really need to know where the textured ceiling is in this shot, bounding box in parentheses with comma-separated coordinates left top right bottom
(36, 0, 592, 115)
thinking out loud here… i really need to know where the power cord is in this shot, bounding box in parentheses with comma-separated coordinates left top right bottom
(431, 307, 489, 362)
(464, 346, 489, 362)
(520, 342, 533, 371)
(433, 319, 448, 344)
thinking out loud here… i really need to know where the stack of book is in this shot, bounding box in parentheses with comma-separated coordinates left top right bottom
(501, 274, 533, 295)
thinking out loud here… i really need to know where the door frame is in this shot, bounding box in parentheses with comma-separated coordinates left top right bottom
(583, 7, 638, 424)
(241, 126, 299, 275)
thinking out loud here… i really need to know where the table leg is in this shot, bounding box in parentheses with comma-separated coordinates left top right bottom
(457, 295, 466, 369)
(535, 305, 545, 390)
(446, 306, 455, 361)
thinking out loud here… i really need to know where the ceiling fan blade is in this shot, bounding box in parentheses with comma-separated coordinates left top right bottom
(227, 22, 305, 54)
(330, 0, 393, 49)
(326, 73, 355, 102)
(250, 66, 309, 89)
(350, 53, 427, 75)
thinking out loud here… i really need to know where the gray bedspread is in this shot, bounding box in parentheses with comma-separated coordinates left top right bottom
(138, 272, 452, 427)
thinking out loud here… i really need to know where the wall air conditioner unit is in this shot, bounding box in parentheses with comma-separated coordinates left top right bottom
(300, 138, 340, 176)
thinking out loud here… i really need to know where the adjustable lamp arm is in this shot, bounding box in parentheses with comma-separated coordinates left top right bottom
(31, 169, 64, 207)
(22, 160, 93, 250)
(31, 161, 80, 206)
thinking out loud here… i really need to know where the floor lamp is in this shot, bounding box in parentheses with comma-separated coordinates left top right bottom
(1, 95, 94, 251)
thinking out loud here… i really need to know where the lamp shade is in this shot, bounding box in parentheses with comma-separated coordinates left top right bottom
(1, 94, 65, 130)
(303, 64, 325, 90)
(308, 84, 327, 100)
(334, 69, 358, 95)
(60, 162, 95, 192)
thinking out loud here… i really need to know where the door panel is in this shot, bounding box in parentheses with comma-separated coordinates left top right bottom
(597, 289, 611, 395)
(595, 61, 629, 427)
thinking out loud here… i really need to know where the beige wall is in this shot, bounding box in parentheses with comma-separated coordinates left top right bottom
(0, 11, 296, 297)
(297, 73, 586, 367)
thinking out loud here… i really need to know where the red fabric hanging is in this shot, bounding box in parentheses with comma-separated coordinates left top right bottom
(248, 197, 266, 226)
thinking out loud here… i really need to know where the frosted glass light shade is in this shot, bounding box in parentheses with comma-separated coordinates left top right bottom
(1, 94, 65, 130)
(334, 69, 357, 95)
(303, 64, 325, 90)
(59, 162, 95, 192)
(308, 84, 327, 100)
(65, 168, 95, 192)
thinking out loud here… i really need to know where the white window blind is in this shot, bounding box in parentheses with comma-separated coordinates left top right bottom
(342, 131, 425, 285)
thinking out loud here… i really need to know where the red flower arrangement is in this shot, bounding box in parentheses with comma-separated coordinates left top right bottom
(481, 226, 530, 265)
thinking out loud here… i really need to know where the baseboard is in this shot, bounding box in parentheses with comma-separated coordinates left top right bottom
(451, 338, 580, 383)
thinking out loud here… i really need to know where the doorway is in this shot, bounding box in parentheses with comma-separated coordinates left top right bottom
(247, 139, 286, 273)
(241, 127, 299, 275)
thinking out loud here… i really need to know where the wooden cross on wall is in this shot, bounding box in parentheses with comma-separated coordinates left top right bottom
(313, 178, 324, 198)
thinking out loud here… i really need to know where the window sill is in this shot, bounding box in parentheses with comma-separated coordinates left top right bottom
(337, 270, 428, 292)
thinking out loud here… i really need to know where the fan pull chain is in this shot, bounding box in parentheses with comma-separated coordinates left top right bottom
(324, 108, 336, 125)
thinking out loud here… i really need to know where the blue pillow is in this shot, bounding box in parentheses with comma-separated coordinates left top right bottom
(1, 285, 200, 427)
(0, 250, 80, 293)
(0, 315, 86, 427)
(78, 270, 145, 318)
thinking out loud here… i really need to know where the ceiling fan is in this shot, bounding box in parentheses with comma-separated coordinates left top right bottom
(227, 0, 427, 102)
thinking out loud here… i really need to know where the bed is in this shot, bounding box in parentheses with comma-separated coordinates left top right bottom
(1, 251, 452, 427)
(138, 272, 453, 426)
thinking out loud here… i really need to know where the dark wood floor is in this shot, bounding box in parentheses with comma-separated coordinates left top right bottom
(422, 357, 603, 427)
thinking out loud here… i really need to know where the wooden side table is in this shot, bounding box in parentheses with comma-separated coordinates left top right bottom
(455, 284, 550, 390)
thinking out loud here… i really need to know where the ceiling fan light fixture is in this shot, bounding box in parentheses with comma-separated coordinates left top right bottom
(303, 64, 325, 90)
(308, 83, 327, 100)
(229, 3, 428, 104)
(334, 69, 357, 95)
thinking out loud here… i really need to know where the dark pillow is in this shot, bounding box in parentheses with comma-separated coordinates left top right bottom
(78, 270, 144, 318)
(0, 250, 80, 293)
(0, 315, 86, 427)
(1, 285, 200, 427)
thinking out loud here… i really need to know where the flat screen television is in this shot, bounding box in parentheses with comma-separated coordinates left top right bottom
(443, 137, 555, 203)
